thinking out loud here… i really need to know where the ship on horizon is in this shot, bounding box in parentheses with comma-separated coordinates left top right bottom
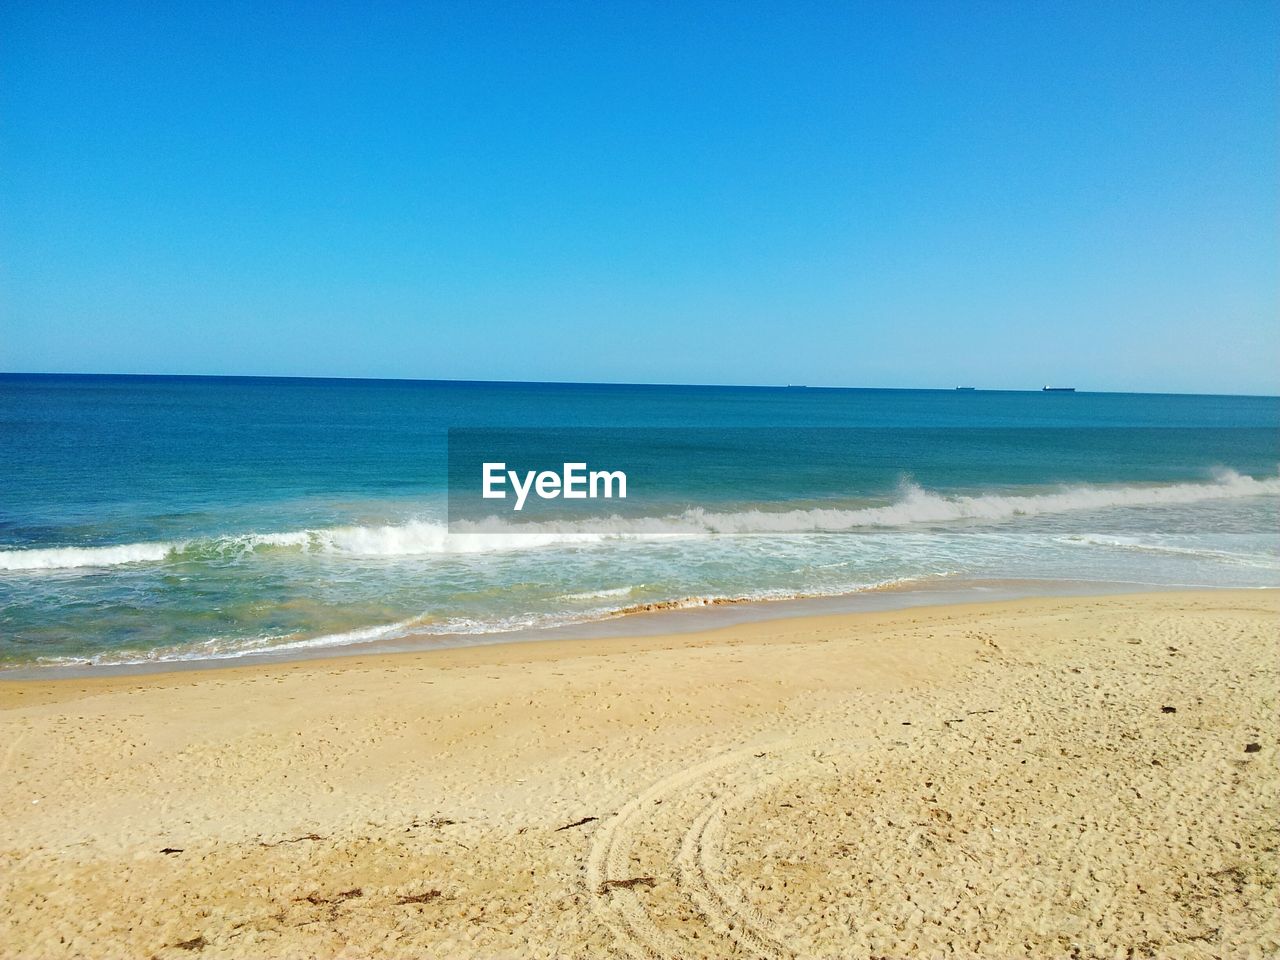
(1042, 385, 1076, 392)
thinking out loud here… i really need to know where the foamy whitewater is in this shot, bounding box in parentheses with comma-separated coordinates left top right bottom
(4, 471, 1278, 572)
(2, 376, 1276, 667)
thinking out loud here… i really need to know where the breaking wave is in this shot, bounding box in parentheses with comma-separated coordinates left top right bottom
(2, 469, 1276, 572)
(0, 542, 173, 571)
(631, 469, 1280, 535)
(0, 522, 614, 571)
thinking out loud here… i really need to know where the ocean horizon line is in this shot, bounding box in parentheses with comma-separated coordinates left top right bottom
(2, 370, 1278, 400)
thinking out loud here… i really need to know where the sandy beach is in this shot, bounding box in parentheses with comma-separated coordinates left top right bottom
(1, 591, 1276, 959)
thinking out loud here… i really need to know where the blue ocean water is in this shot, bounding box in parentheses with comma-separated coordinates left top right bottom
(1, 374, 1277, 667)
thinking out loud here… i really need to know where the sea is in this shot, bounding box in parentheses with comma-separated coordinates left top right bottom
(1, 374, 1277, 670)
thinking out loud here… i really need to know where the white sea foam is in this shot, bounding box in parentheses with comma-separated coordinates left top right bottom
(554, 586, 640, 602)
(312, 521, 612, 555)
(2, 469, 1276, 572)
(0, 542, 173, 571)
(38, 614, 442, 667)
(1057, 534, 1280, 569)
(650, 469, 1280, 534)
(0, 521, 615, 571)
(414, 470, 1280, 539)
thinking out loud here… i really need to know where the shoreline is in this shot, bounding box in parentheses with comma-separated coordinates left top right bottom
(2, 590, 1276, 957)
(0, 575, 1231, 681)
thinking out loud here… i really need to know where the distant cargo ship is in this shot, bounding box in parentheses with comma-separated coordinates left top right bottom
(955, 386, 976, 391)
(1042, 385, 1076, 392)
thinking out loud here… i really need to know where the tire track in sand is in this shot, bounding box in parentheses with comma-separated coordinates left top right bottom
(587, 736, 866, 959)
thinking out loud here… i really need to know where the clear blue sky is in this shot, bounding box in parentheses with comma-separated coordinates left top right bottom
(2, 1, 1276, 393)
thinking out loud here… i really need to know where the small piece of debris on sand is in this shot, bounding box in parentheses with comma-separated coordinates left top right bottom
(599, 877, 656, 893)
(397, 890, 443, 904)
(259, 833, 325, 847)
(554, 816, 598, 831)
(296, 888, 363, 905)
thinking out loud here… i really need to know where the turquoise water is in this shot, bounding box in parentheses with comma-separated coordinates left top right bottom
(1, 374, 1277, 666)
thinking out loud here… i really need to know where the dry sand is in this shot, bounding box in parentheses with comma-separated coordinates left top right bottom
(1, 591, 1277, 959)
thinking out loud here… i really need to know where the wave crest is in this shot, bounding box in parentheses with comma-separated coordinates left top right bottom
(0, 542, 172, 572)
(2, 469, 1276, 572)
